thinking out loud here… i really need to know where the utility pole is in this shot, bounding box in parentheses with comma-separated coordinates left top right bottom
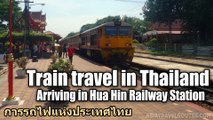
(24, 0, 29, 56)
(23, 0, 32, 56)
(22, 0, 44, 56)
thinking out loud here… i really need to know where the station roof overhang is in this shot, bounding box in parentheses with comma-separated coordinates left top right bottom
(143, 30, 184, 36)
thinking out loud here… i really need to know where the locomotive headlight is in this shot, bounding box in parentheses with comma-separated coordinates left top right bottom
(106, 43, 111, 47)
(126, 43, 132, 46)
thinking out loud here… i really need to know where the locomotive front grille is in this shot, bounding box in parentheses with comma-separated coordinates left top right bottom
(101, 48, 134, 63)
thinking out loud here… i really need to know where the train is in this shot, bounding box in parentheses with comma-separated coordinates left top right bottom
(60, 21, 134, 64)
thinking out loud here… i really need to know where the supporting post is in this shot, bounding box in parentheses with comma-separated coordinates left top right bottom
(2, 0, 22, 106)
(8, 0, 14, 100)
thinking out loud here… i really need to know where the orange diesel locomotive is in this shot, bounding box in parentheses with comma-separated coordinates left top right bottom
(60, 21, 134, 63)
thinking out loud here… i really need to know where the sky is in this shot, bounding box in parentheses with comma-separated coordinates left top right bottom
(19, 0, 146, 38)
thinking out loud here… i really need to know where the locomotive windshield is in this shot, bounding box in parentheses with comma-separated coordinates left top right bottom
(119, 27, 131, 36)
(105, 26, 131, 36)
(105, 27, 117, 36)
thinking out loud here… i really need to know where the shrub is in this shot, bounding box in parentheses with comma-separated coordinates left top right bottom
(48, 58, 73, 73)
(15, 57, 28, 70)
(48, 59, 73, 91)
(144, 38, 158, 48)
(51, 54, 58, 63)
(4, 41, 15, 48)
(0, 32, 53, 43)
(133, 39, 140, 44)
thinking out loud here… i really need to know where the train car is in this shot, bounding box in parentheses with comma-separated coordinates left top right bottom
(60, 33, 81, 50)
(61, 21, 134, 64)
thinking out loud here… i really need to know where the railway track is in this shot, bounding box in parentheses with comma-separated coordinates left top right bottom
(78, 53, 213, 109)
(134, 54, 213, 69)
(197, 87, 213, 105)
(134, 51, 213, 61)
(115, 62, 213, 110)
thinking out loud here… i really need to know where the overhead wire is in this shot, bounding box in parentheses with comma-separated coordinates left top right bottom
(106, 0, 143, 18)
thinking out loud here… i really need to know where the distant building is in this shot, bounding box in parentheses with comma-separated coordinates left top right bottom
(29, 11, 47, 33)
(149, 20, 182, 31)
(44, 31, 62, 42)
(144, 20, 183, 37)
(143, 20, 187, 51)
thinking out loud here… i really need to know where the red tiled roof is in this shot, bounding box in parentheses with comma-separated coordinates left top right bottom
(44, 31, 62, 40)
(44, 31, 55, 35)
(149, 20, 182, 31)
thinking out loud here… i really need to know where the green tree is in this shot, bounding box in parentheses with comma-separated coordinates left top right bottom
(143, 0, 183, 49)
(80, 16, 121, 32)
(66, 16, 148, 41)
(143, 0, 213, 45)
(80, 23, 96, 32)
(122, 16, 149, 35)
(96, 16, 120, 26)
(79, 15, 149, 37)
(144, 0, 182, 24)
(0, 0, 22, 33)
(182, 0, 213, 45)
(66, 32, 78, 38)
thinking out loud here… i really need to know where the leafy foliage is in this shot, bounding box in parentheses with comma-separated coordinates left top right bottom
(51, 54, 58, 63)
(80, 16, 121, 32)
(133, 39, 140, 44)
(144, 38, 158, 48)
(182, 0, 213, 45)
(66, 16, 149, 38)
(48, 58, 73, 73)
(0, 32, 53, 43)
(80, 23, 96, 33)
(143, 0, 182, 23)
(122, 16, 149, 35)
(0, 0, 22, 33)
(4, 41, 15, 48)
(15, 57, 28, 70)
(143, 0, 213, 45)
(66, 32, 77, 38)
(48, 59, 73, 91)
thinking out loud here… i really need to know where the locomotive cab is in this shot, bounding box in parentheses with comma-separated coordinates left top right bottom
(99, 22, 134, 63)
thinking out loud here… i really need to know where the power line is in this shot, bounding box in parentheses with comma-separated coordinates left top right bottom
(112, 0, 144, 16)
(114, 0, 144, 3)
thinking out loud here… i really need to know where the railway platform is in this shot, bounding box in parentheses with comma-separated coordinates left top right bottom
(0, 55, 212, 120)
